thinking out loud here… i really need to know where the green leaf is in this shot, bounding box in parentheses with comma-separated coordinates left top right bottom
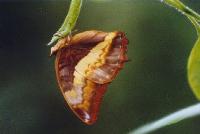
(188, 38, 200, 100)
(187, 16, 200, 100)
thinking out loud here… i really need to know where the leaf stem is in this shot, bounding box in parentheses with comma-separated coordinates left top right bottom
(48, 0, 82, 46)
(187, 16, 200, 36)
(129, 103, 200, 134)
(161, 0, 200, 22)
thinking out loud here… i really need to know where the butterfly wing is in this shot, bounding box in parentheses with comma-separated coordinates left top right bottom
(55, 46, 108, 125)
(75, 31, 128, 84)
(55, 30, 128, 125)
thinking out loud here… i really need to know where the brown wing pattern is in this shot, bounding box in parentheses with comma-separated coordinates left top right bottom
(55, 30, 128, 125)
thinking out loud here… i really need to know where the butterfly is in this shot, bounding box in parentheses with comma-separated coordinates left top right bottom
(51, 30, 128, 125)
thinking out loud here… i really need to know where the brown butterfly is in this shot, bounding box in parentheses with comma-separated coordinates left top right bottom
(51, 30, 128, 125)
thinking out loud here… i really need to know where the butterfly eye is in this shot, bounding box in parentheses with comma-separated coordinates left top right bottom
(54, 30, 129, 125)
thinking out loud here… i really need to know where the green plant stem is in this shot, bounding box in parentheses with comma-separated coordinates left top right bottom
(161, 0, 200, 22)
(48, 0, 82, 46)
(129, 103, 200, 134)
(187, 16, 200, 36)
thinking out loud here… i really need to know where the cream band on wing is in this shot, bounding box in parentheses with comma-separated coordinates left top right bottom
(75, 32, 117, 84)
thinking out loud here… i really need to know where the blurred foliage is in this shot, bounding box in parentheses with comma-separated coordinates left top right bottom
(131, 0, 200, 133)
(0, 0, 200, 134)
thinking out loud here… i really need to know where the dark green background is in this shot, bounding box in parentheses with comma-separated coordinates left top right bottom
(0, 0, 200, 134)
